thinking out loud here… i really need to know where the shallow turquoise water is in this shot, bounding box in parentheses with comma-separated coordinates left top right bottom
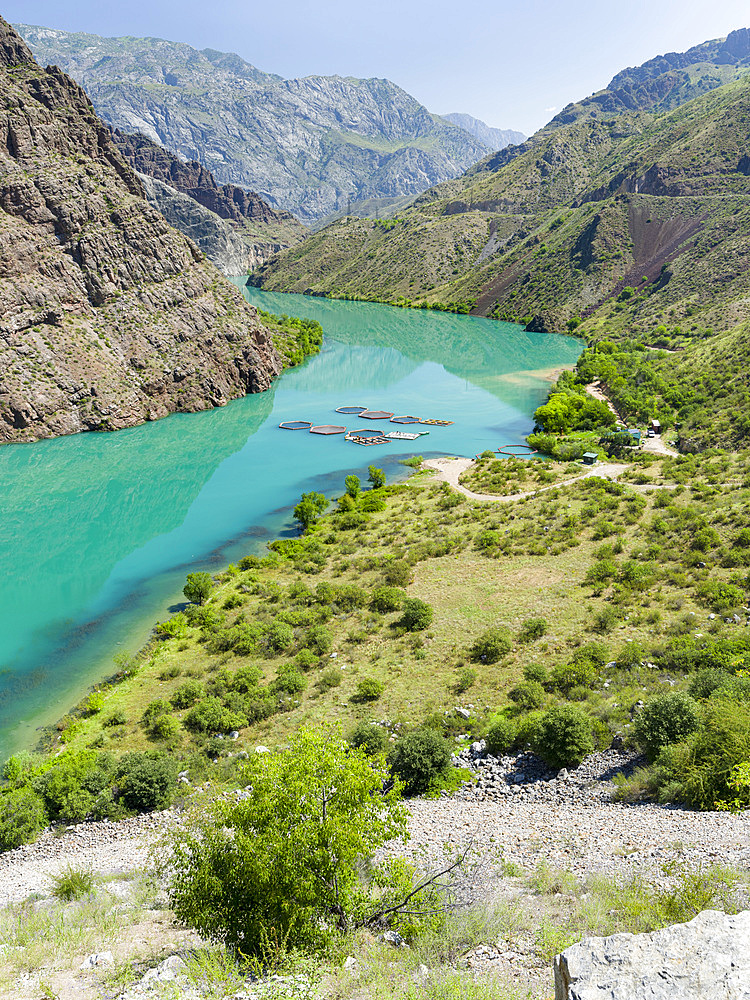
(0, 287, 580, 758)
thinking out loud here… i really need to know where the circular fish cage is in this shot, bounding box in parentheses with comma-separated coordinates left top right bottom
(279, 420, 313, 430)
(390, 415, 421, 424)
(310, 424, 347, 435)
(497, 444, 537, 456)
(335, 405, 368, 414)
(359, 409, 394, 420)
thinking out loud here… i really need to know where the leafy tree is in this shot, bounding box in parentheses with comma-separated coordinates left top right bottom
(162, 727, 407, 953)
(0, 787, 47, 851)
(349, 721, 389, 755)
(293, 491, 327, 531)
(344, 475, 361, 499)
(532, 705, 594, 769)
(368, 466, 386, 489)
(633, 692, 700, 760)
(388, 728, 451, 795)
(470, 627, 512, 663)
(183, 572, 213, 606)
(116, 753, 178, 812)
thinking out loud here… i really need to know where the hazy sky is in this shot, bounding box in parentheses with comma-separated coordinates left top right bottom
(5, 0, 749, 135)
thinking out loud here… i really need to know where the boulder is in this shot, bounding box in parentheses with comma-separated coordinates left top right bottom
(554, 909, 750, 999)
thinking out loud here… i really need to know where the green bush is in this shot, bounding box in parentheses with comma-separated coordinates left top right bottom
(548, 659, 596, 694)
(142, 699, 171, 729)
(332, 584, 368, 611)
(103, 710, 127, 728)
(688, 669, 729, 701)
(360, 492, 387, 513)
(389, 729, 451, 796)
(353, 678, 384, 702)
(230, 666, 263, 693)
(508, 680, 545, 711)
(318, 667, 342, 691)
(273, 667, 306, 695)
(518, 618, 549, 642)
(183, 697, 247, 735)
(295, 648, 319, 671)
(150, 715, 180, 741)
(349, 722, 389, 756)
(383, 560, 412, 587)
(304, 625, 333, 656)
(470, 627, 512, 663)
(265, 621, 295, 654)
(170, 680, 205, 709)
(532, 705, 594, 769)
(485, 717, 517, 755)
(183, 571, 213, 606)
(400, 598, 433, 632)
(0, 787, 48, 851)
(633, 692, 701, 760)
(162, 727, 406, 954)
(370, 586, 406, 613)
(116, 753, 178, 813)
(695, 580, 744, 614)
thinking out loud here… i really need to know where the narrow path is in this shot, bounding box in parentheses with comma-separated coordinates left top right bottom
(585, 382, 679, 458)
(423, 457, 627, 503)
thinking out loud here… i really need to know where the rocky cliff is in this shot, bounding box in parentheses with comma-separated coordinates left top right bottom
(112, 130, 306, 273)
(15, 24, 491, 225)
(0, 18, 282, 445)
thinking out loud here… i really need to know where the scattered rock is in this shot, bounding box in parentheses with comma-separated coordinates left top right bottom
(80, 951, 115, 970)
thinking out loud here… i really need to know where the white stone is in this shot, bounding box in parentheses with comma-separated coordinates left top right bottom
(80, 951, 115, 970)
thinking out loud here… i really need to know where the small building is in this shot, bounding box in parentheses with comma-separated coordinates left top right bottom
(651, 419, 661, 434)
(627, 428, 642, 444)
(582, 452, 598, 465)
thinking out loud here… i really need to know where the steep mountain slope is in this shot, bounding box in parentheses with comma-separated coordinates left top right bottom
(443, 113, 525, 151)
(111, 130, 306, 273)
(255, 56, 750, 342)
(16, 24, 490, 225)
(0, 18, 282, 445)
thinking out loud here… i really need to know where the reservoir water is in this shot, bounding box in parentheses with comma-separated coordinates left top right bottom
(0, 286, 581, 760)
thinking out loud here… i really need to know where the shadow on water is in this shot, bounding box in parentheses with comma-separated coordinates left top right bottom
(0, 287, 581, 758)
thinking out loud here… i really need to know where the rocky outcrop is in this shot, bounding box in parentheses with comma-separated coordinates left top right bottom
(554, 909, 750, 1000)
(0, 18, 282, 445)
(112, 130, 306, 273)
(15, 24, 489, 225)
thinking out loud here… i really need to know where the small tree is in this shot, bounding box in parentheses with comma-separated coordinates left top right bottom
(344, 475, 361, 499)
(183, 571, 213, 606)
(389, 728, 451, 796)
(400, 598, 433, 632)
(293, 491, 327, 531)
(633, 692, 700, 760)
(368, 466, 386, 489)
(162, 727, 408, 953)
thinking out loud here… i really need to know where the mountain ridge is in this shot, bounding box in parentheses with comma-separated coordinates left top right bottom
(15, 23, 497, 225)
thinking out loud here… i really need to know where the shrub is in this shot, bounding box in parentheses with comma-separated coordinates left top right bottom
(184, 697, 247, 734)
(162, 727, 406, 954)
(454, 666, 476, 693)
(142, 699, 171, 730)
(532, 705, 594, 769)
(360, 492, 386, 513)
(633, 693, 701, 760)
(304, 625, 333, 655)
(295, 648, 319, 671)
(695, 580, 745, 614)
(508, 680, 545, 711)
(688, 669, 728, 701)
(548, 660, 596, 694)
(171, 680, 205, 709)
(349, 721, 389, 755)
(318, 667, 342, 690)
(0, 787, 48, 851)
(518, 618, 548, 643)
(103, 710, 127, 728)
(353, 678, 384, 702)
(116, 753, 178, 813)
(150, 715, 180, 741)
(273, 667, 306, 695)
(470, 627, 512, 663)
(344, 475, 361, 499)
(383, 560, 412, 587)
(485, 717, 517, 755)
(523, 662, 548, 684)
(400, 598, 433, 632)
(332, 584, 368, 611)
(230, 666, 263, 693)
(265, 621, 295, 654)
(389, 729, 451, 796)
(370, 586, 406, 613)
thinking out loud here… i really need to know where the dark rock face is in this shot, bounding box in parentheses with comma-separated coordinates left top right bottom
(0, 18, 282, 445)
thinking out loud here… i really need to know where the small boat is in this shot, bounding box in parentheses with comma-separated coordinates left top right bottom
(390, 415, 421, 424)
(335, 405, 368, 414)
(419, 418, 454, 426)
(359, 409, 394, 420)
(310, 424, 347, 435)
(279, 420, 313, 430)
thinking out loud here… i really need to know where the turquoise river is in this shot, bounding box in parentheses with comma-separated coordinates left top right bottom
(0, 285, 581, 760)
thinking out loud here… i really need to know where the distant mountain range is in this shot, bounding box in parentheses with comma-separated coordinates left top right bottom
(443, 113, 525, 151)
(16, 24, 519, 225)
